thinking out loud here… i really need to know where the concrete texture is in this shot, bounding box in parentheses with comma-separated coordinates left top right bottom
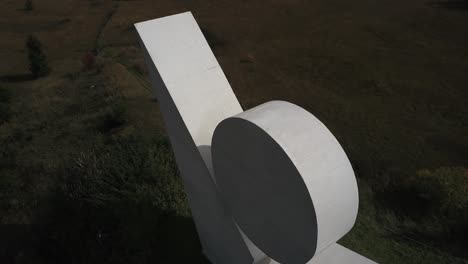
(268, 243, 377, 264)
(307, 244, 377, 264)
(135, 12, 264, 264)
(136, 11, 377, 264)
(212, 101, 359, 264)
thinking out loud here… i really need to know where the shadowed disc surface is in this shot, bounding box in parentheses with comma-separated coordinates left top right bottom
(212, 114, 318, 264)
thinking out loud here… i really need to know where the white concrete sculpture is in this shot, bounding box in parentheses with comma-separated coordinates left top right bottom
(135, 12, 377, 264)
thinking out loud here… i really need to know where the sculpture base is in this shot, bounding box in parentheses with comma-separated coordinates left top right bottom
(269, 244, 376, 264)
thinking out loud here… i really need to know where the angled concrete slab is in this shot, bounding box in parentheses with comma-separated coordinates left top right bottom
(135, 12, 263, 264)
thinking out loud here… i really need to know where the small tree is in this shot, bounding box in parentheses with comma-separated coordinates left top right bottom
(81, 51, 96, 70)
(25, 0, 33, 11)
(26, 35, 50, 78)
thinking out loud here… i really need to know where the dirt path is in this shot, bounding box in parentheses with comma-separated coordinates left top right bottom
(94, 2, 119, 53)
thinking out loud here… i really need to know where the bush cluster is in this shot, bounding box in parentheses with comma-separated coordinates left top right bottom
(26, 35, 50, 78)
(406, 167, 468, 236)
(81, 52, 96, 70)
(97, 102, 127, 132)
(24, 0, 33, 11)
(0, 87, 11, 124)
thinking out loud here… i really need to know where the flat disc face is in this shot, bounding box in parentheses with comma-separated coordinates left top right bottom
(212, 117, 318, 264)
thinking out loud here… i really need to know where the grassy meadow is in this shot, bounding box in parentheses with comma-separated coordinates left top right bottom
(1, 0, 467, 263)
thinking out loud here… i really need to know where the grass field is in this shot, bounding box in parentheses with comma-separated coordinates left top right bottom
(1, 0, 467, 263)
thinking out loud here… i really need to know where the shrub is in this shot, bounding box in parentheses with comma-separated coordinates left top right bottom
(404, 167, 468, 247)
(24, 0, 33, 11)
(0, 87, 11, 124)
(26, 35, 50, 78)
(132, 61, 147, 75)
(97, 102, 127, 132)
(81, 51, 96, 70)
(408, 167, 468, 218)
(0, 87, 11, 104)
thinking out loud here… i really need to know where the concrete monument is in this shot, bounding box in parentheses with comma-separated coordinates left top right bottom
(135, 12, 377, 264)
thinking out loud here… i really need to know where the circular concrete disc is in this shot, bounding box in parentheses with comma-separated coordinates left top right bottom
(212, 101, 358, 264)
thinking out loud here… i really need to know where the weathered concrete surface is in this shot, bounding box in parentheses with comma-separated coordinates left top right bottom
(212, 101, 359, 263)
(135, 12, 263, 264)
(136, 11, 377, 264)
